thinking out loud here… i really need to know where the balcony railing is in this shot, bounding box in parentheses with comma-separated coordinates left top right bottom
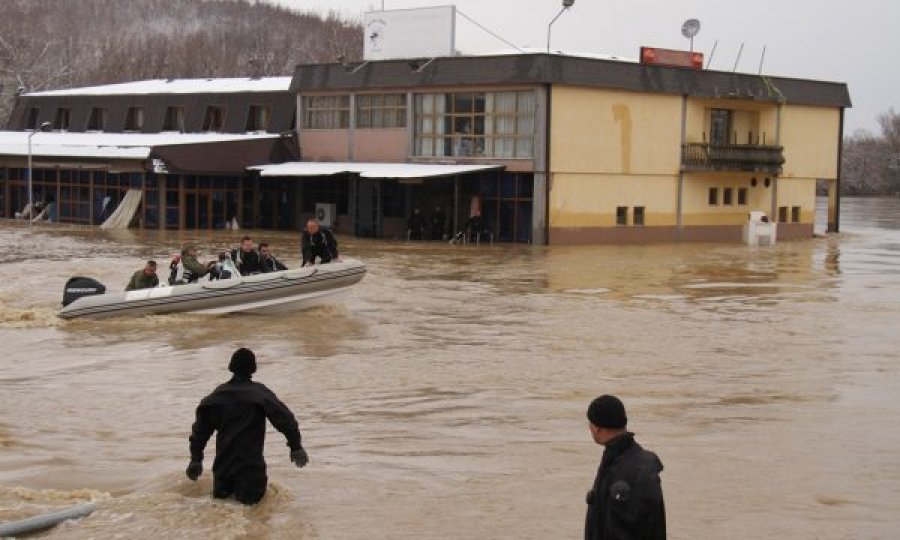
(681, 143, 785, 174)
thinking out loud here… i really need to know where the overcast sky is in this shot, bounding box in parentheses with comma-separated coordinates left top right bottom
(270, 0, 897, 134)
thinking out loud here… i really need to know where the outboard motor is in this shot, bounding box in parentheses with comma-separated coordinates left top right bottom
(62, 276, 106, 307)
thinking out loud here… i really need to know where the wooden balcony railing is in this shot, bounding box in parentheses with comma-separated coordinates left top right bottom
(681, 143, 785, 174)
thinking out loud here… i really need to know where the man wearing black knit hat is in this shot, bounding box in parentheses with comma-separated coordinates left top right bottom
(584, 395, 666, 540)
(186, 348, 309, 505)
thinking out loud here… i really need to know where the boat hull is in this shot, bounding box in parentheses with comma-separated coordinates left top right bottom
(58, 259, 366, 319)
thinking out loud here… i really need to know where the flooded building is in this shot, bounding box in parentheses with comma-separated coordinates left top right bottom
(286, 52, 850, 244)
(1, 78, 299, 229)
(1, 53, 850, 244)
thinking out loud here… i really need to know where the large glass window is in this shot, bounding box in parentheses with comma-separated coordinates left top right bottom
(710, 108, 732, 145)
(303, 96, 350, 129)
(414, 91, 536, 158)
(356, 94, 407, 128)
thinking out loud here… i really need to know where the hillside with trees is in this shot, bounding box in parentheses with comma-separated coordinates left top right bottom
(0, 0, 362, 126)
(842, 110, 900, 196)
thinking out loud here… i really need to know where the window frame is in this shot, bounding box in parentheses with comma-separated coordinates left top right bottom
(245, 104, 272, 132)
(737, 187, 748, 205)
(791, 206, 801, 223)
(53, 107, 71, 131)
(723, 187, 733, 205)
(202, 105, 226, 132)
(124, 107, 145, 131)
(355, 93, 407, 129)
(86, 107, 107, 131)
(708, 187, 719, 206)
(615, 206, 628, 226)
(162, 106, 186, 132)
(302, 95, 350, 130)
(633, 206, 645, 226)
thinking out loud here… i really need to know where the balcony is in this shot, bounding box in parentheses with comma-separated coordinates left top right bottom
(681, 143, 784, 175)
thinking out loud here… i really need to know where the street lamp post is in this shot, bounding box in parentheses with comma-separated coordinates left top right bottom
(27, 121, 52, 225)
(547, 0, 575, 54)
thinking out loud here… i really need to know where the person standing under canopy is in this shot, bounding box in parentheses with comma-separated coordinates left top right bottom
(584, 395, 666, 540)
(300, 218, 339, 267)
(125, 260, 159, 290)
(186, 348, 309, 505)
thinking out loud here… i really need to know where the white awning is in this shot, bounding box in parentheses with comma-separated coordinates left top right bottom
(249, 162, 504, 179)
(0, 131, 280, 160)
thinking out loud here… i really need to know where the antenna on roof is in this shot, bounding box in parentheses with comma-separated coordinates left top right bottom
(732, 42, 744, 72)
(706, 39, 718, 69)
(681, 19, 700, 52)
(757, 45, 767, 75)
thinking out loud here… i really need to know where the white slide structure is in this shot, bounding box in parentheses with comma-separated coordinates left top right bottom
(100, 189, 142, 229)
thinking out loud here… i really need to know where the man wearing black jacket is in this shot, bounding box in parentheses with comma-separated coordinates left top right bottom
(186, 348, 309, 505)
(584, 395, 666, 540)
(230, 236, 263, 275)
(300, 218, 339, 267)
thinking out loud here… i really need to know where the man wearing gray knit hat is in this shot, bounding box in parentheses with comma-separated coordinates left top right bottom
(186, 348, 309, 505)
(584, 395, 666, 540)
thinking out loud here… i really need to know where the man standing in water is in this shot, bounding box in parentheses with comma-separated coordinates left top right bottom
(584, 395, 666, 540)
(186, 348, 309, 505)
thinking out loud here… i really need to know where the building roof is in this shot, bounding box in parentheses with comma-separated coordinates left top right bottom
(24, 77, 292, 97)
(292, 53, 851, 108)
(250, 161, 503, 178)
(0, 131, 281, 160)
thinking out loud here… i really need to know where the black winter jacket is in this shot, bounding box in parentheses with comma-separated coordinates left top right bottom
(585, 432, 666, 540)
(189, 376, 302, 477)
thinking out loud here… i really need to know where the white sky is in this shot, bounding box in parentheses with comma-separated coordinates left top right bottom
(270, 0, 898, 134)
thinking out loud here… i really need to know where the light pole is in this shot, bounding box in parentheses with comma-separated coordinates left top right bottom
(547, 0, 575, 54)
(27, 121, 52, 225)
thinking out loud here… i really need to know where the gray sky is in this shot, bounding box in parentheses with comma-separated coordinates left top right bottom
(270, 0, 897, 134)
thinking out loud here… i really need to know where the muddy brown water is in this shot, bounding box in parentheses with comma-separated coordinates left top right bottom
(1, 197, 899, 539)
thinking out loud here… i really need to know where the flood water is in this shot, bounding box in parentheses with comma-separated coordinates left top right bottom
(1, 197, 899, 539)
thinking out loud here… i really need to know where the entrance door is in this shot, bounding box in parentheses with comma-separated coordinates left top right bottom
(355, 178, 381, 237)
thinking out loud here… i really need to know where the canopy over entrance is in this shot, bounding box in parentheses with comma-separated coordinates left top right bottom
(249, 161, 504, 179)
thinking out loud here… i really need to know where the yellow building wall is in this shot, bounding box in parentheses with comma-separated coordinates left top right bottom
(681, 173, 771, 226)
(550, 86, 682, 175)
(780, 105, 840, 180)
(776, 178, 817, 223)
(549, 174, 678, 227)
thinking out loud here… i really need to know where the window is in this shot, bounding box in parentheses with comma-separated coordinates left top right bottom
(414, 91, 536, 158)
(302, 95, 350, 129)
(245, 105, 271, 132)
(125, 107, 144, 131)
(737, 187, 748, 205)
(710, 108, 732, 145)
(633, 206, 645, 226)
(162, 106, 185, 131)
(778, 206, 788, 223)
(202, 106, 226, 131)
(53, 108, 71, 130)
(86, 107, 107, 131)
(708, 187, 718, 205)
(723, 187, 733, 205)
(616, 206, 628, 226)
(25, 107, 40, 129)
(791, 206, 801, 223)
(356, 94, 407, 128)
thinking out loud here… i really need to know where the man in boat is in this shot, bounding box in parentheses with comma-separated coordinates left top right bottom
(300, 218, 339, 267)
(186, 348, 309, 505)
(172, 245, 213, 284)
(259, 242, 287, 272)
(584, 395, 666, 540)
(125, 260, 159, 290)
(230, 236, 263, 276)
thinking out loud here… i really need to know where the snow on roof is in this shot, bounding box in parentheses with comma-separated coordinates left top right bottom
(250, 161, 504, 179)
(25, 77, 292, 97)
(478, 48, 637, 63)
(0, 131, 280, 160)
